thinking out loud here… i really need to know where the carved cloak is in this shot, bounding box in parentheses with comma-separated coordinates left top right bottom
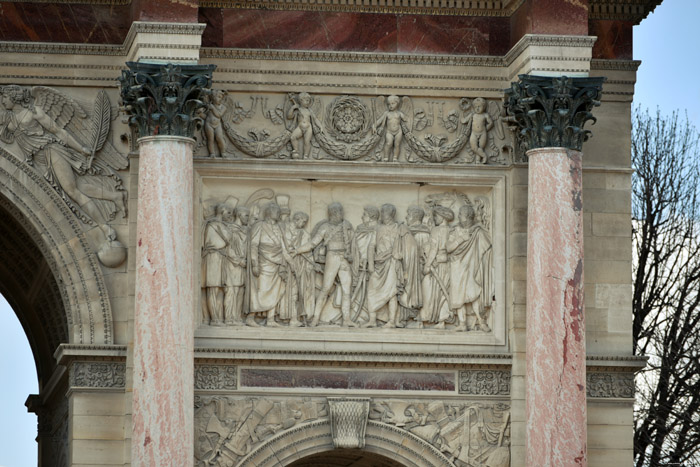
(249, 221, 287, 313)
(448, 224, 493, 312)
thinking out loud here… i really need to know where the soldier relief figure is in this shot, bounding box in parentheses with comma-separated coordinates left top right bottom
(201, 191, 494, 332)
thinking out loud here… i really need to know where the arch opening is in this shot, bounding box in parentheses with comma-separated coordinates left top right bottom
(287, 448, 407, 467)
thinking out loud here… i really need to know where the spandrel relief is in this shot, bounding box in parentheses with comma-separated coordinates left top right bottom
(195, 91, 513, 165)
(194, 395, 510, 467)
(200, 186, 497, 332)
(370, 400, 511, 467)
(0, 85, 128, 267)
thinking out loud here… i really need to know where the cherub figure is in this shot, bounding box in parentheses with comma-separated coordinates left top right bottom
(287, 92, 316, 159)
(204, 89, 228, 157)
(461, 97, 493, 164)
(373, 95, 409, 162)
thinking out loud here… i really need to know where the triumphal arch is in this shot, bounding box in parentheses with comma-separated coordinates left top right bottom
(0, 0, 657, 465)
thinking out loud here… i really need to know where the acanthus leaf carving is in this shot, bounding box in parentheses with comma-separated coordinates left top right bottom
(119, 62, 216, 139)
(503, 74, 606, 152)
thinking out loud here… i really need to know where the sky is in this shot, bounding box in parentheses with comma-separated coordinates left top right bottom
(0, 2, 697, 466)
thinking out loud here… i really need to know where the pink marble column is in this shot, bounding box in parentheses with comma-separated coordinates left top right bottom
(526, 147, 587, 466)
(132, 136, 194, 465)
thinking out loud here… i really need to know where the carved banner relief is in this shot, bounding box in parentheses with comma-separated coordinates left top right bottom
(198, 178, 504, 337)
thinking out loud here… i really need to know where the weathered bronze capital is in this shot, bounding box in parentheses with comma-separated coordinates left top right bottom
(119, 62, 216, 139)
(504, 75, 606, 152)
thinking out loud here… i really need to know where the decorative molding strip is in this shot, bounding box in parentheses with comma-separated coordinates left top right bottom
(458, 369, 511, 395)
(587, 372, 634, 398)
(69, 361, 126, 389)
(591, 59, 642, 72)
(6, 0, 129, 3)
(200, 0, 517, 17)
(195, 347, 513, 366)
(202, 47, 504, 67)
(194, 364, 237, 390)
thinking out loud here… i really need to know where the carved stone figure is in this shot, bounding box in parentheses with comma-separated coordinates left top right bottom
(406, 205, 431, 271)
(202, 204, 233, 325)
(366, 204, 421, 328)
(295, 202, 355, 327)
(373, 95, 410, 162)
(0, 85, 128, 261)
(419, 206, 454, 328)
(204, 89, 229, 157)
(462, 97, 493, 163)
(282, 211, 315, 326)
(286, 92, 320, 159)
(249, 202, 292, 327)
(447, 204, 494, 332)
(350, 206, 379, 324)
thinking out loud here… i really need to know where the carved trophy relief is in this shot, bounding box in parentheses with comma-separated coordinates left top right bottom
(194, 396, 328, 467)
(370, 400, 511, 467)
(195, 91, 512, 165)
(194, 396, 510, 467)
(200, 189, 495, 332)
(0, 85, 128, 267)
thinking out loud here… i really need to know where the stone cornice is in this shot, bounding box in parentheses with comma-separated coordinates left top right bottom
(589, 0, 663, 24)
(200, 0, 520, 16)
(504, 34, 598, 66)
(591, 59, 642, 72)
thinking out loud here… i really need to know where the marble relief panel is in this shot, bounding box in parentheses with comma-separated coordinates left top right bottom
(198, 179, 504, 334)
(194, 395, 510, 467)
(194, 91, 514, 165)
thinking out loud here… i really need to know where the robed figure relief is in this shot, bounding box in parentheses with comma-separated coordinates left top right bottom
(420, 206, 455, 329)
(200, 191, 495, 332)
(447, 204, 494, 332)
(366, 204, 422, 328)
(350, 206, 379, 325)
(249, 202, 292, 327)
(283, 211, 316, 326)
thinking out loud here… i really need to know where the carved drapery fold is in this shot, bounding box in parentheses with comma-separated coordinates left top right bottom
(119, 62, 216, 139)
(504, 75, 606, 152)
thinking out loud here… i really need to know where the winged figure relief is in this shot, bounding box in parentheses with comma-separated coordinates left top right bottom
(372, 95, 413, 162)
(0, 85, 128, 265)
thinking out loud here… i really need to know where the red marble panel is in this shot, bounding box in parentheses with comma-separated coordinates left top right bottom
(131, 0, 199, 23)
(510, 0, 588, 47)
(0, 2, 130, 43)
(200, 8, 224, 48)
(220, 10, 398, 52)
(397, 15, 509, 56)
(589, 19, 633, 60)
(240, 368, 455, 391)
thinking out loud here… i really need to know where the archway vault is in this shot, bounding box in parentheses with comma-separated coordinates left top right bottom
(239, 419, 454, 467)
(0, 149, 114, 387)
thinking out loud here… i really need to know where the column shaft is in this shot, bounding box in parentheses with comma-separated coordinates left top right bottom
(132, 136, 194, 465)
(526, 147, 587, 466)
